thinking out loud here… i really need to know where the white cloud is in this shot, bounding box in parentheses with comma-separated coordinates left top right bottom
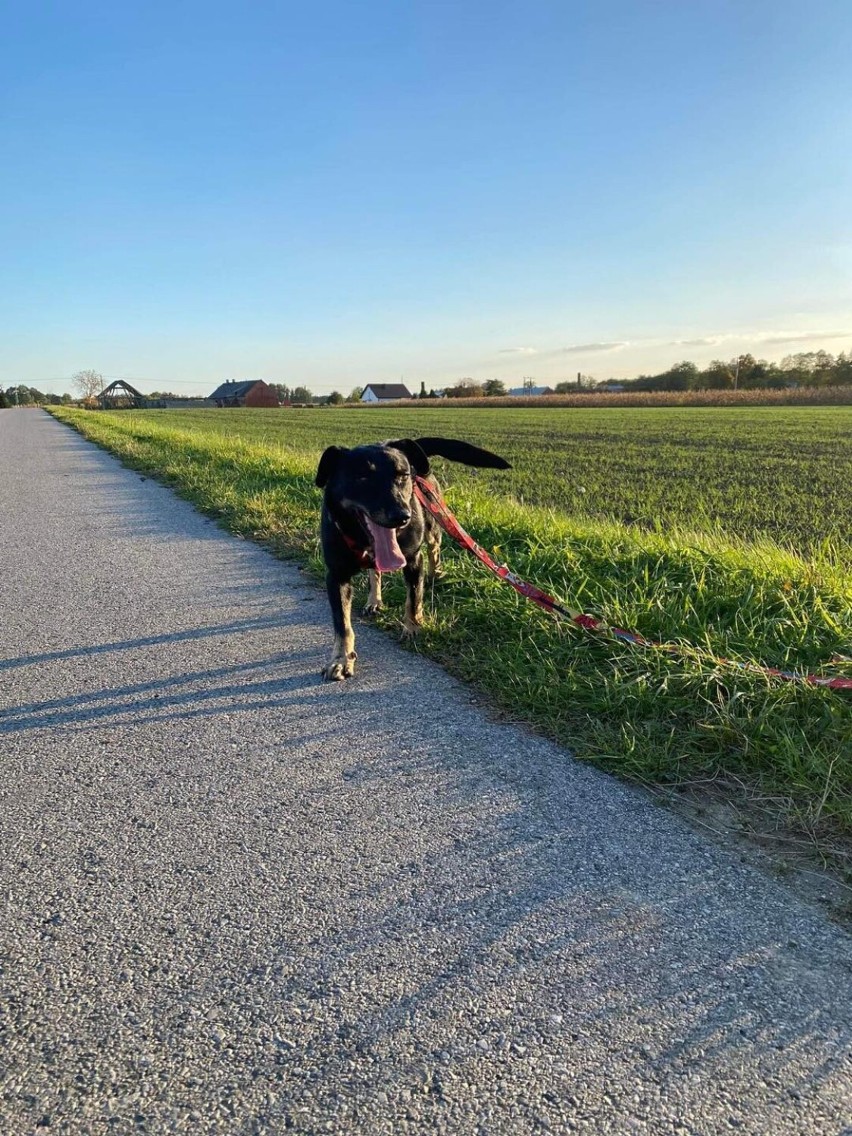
(656, 329, 851, 350)
(560, 341, 628, 354)
(753, 330, 851, 346)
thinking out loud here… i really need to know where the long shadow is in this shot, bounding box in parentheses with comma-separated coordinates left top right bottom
(0, 613, 309, 675)
(0, 648, 330, 733)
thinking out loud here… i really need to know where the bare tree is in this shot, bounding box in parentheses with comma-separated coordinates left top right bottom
(72, 369, 104, 401)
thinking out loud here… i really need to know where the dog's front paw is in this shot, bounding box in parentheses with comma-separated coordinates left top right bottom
(363, 601, 384, 617)
(322, 652, 357, 681)
(401, 617, 423, 639)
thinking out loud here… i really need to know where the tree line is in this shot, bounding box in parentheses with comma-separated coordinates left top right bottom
(435, 351, 852, 397)
(0, 385, 72, 408)
(4, 349, 850, 410)
(624, 351, 852, 392)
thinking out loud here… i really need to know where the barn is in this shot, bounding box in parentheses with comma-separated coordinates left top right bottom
(209, 380, 279, 408)
(96, 380, 148, 409)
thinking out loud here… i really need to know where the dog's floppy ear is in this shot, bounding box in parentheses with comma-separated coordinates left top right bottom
(315, 446, 347, 488)
(387, 439, 430, 477)
(414, 437, 511, 469)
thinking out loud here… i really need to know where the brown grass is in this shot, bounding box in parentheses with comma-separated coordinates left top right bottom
(348, 386, 852, 410)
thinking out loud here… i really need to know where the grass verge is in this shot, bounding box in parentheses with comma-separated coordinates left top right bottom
(50, 407, 852, 859)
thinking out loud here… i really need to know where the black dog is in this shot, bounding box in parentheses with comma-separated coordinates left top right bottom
(315, 437, 511, 680)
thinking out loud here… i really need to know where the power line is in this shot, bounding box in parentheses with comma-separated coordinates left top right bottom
(33, 376, 214, 386)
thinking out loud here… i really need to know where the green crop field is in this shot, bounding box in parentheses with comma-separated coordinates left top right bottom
(51, 405, 852, 858)
(112, 405, 852, 553)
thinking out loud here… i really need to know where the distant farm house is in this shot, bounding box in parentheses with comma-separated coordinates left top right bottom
(209, 380, 279, 408)
(361, 383, 413, 403)
(507, 385, 554, 397)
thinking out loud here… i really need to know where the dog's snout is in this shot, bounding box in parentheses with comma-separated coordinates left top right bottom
(367, 505, 411, 528)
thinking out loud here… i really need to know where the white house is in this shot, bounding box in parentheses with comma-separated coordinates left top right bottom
(361, 383, 413, 403)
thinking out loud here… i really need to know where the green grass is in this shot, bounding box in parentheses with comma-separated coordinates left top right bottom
(50, 406, 852, 849)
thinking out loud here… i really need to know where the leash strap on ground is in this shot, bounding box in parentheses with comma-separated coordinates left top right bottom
(413, 477, 852, 692)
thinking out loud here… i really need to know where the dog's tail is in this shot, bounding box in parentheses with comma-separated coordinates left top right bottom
(414, 437, 511, 469)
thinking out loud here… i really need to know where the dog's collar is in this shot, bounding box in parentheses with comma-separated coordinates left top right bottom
(335, 519, 374, 568)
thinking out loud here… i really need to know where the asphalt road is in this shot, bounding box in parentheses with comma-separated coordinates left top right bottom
(1, 409, 850, 1136)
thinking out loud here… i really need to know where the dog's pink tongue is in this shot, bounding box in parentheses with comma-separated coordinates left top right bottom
(365, 518, 407, 572)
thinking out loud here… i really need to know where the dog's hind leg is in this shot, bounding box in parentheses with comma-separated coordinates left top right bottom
(322, 575, 357, 680)
(363, 569, 384, 615)
(402, 551, 425, 637)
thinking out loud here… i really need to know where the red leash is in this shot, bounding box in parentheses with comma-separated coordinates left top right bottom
(413, 477, 852, 692)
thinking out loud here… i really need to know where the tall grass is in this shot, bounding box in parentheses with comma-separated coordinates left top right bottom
(50, 407, 852, 848)
(369, 385, 852, 409)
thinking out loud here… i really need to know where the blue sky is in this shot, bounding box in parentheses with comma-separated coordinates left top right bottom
(2, 1, 850, 395)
